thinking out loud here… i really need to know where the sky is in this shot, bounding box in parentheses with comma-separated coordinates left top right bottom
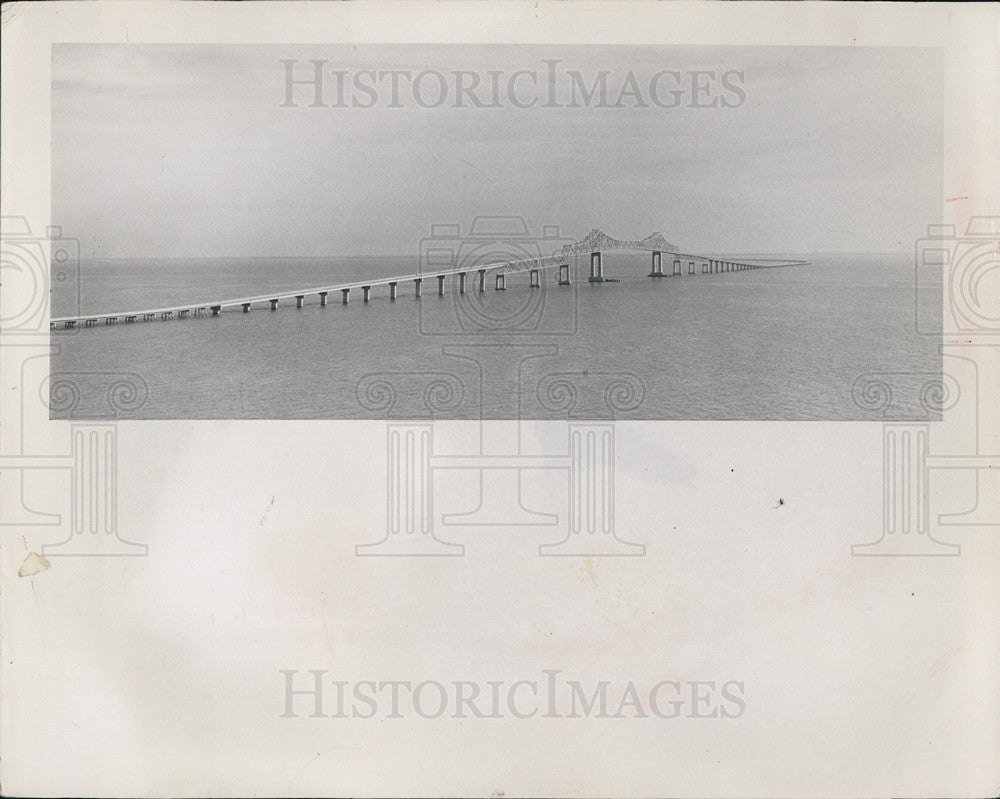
(52, 44, 944, 259)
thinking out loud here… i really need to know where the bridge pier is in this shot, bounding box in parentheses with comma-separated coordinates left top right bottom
(295, 295, 304, 309)
(342, 288, 350, 304)
(530, 268, 540, 287)
(269, 299, 278, 311)
(437, 275, 445, 296)
(161, 312, 173, 320)
(495, 273, 506, 290)
(688, 260, 695, 275)
(589, 251, 604, 282)
(125, 315, 136, 323)
(458, 272, 467, 294)
(241, 303, 251, 314)
(211, 306, 221, 316)
(558, 263, 571, 285)
(414, 278, 422, 297)
(478, 269, 486, 292)
(648, 250, 664, 277)
(319, 291, 328, 307)
(389, 282, 397, 300)
(362, 285, 372, 303)
(177, 310, 188, 319)
(672, 259, 681, 277)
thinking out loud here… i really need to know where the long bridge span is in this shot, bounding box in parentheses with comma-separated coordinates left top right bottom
(49, 229, 809, 329)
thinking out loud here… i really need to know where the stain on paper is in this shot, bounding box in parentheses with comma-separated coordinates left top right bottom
(18, 552, 51, 578)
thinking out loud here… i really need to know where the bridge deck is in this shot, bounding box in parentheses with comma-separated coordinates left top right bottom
(49, 252, 808, 328)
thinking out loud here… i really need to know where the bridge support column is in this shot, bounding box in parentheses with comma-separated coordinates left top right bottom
(558, 263, 571, 285)
(458, 272, 467, 294)
(436, 275, 445, 296)
(478, 269, 486, 292)
(688, 260, 695, 275)
(269, 299, 278, 311)
(295, 295, 304, 309)
(241, 304, 251, 313)
(319, 291, 328, 307)
(648, 250, 663, 277)
(672, 259, 681, 277)
(341, 288, 350, 304)
(389, 282, 397, 300)
(211, 306, 221, 316)
(177, 310, 188, 319)
(530, 268, 540, 287)
(495, 273, 506, 290)
(361, 286, 371, 302)
(414, 278, 422, 297)
(589, 251, 604, 282)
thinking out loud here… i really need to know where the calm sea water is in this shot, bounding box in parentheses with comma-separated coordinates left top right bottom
(50, 253, 941, 420)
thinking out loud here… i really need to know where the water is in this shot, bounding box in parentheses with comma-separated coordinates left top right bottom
(49, 253, 941, 420)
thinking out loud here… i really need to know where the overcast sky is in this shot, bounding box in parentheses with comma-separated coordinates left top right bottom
(52, 44, 943, 259)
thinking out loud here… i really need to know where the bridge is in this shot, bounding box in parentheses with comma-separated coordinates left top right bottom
(49, 229, 809, 329)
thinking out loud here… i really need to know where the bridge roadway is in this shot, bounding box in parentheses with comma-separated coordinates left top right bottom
(49, 245, 809, 329)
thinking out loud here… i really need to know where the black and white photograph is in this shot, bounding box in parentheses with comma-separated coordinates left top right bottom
(47, 43, 945, 420)
(2, 3, 998, 798)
